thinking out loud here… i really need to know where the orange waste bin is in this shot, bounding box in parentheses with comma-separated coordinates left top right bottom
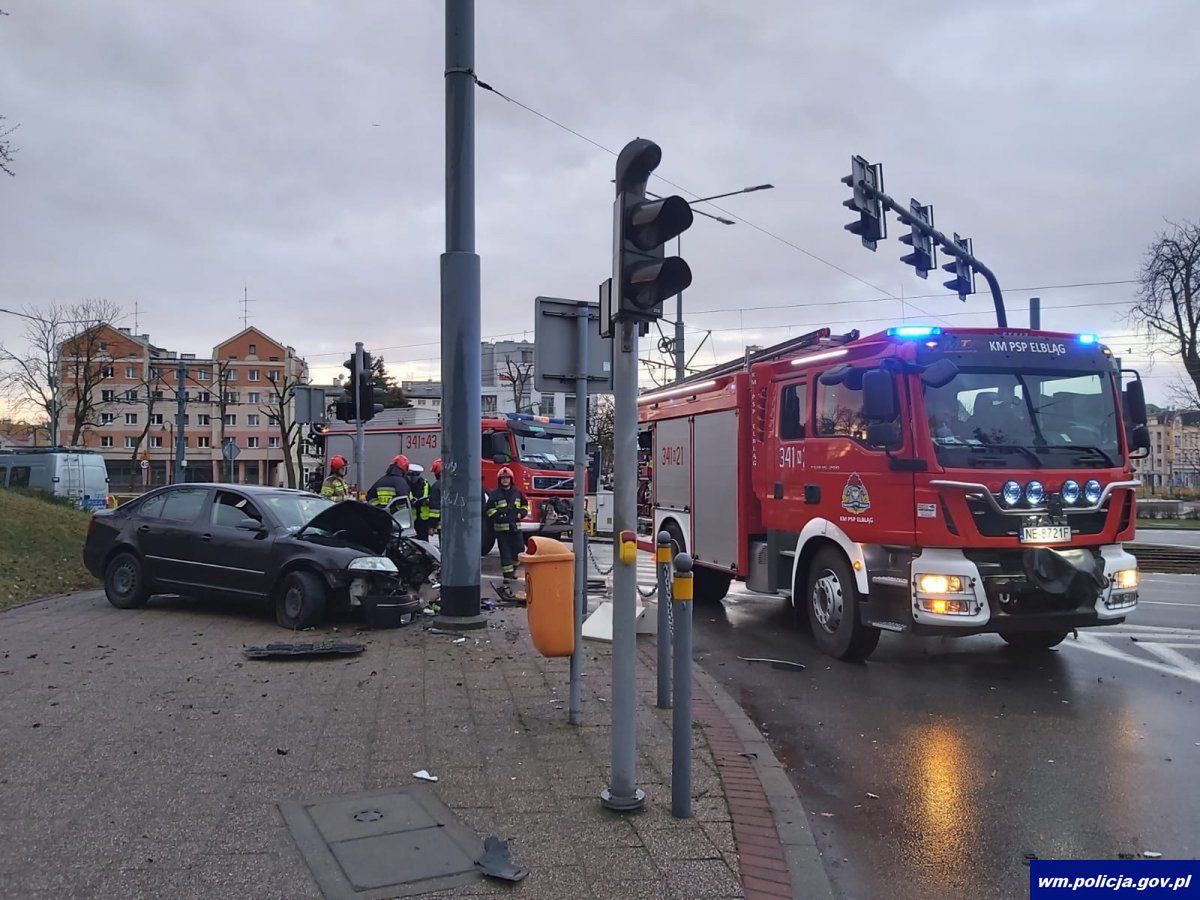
(519, 536, 575, 658)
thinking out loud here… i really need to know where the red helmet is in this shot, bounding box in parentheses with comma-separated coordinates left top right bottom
(330, 455, 347, 472)
(497, 466, 514, 481)
(391, 454, 410, 471)
(431, 458, 443, 477)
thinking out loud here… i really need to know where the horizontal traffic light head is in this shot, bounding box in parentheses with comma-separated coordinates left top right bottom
(627, 196, 694, 250)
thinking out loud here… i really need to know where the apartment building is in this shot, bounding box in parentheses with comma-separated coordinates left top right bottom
(58, 325, 308, 487)
(1135, 409, 1200, 490)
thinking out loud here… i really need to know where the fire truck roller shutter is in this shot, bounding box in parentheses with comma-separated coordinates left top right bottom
(790, 519, 871, 596)
(691, 410, 740, 573)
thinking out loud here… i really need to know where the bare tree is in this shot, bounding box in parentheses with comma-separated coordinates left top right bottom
(591, 395, 615, 475)
(260, 369, 306, 488)
(0, 299, 122, 446)
(1131, 220, 1200, 400)
(124, 370, 168, 490)
(501, 357, 534, 413)
(0, 114, 16, 178)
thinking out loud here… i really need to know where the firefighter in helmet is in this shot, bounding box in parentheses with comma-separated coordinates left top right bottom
(486, 466, 528, 581)
(405, 464, 434, 541)
(366, 455, 409, 508)
(321, 455, 352, 502)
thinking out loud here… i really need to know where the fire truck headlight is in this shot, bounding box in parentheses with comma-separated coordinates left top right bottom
(1113, 568, 1139, 591)
(1025, 481, 1045, 506)
(1084, 479, 1103, 505)
(1001, 481, 1022, 507)
(920, 597, 972, 615)
(917, 574, 966, 595)
(1060, 480, 1081, 505)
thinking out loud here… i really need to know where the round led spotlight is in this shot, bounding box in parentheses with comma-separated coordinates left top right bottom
(1060, 480, 1081, 505)
(1084, 479, 1103, 505)
(1001, 481, 1023, 507)
(1025, 481, 1045, 506)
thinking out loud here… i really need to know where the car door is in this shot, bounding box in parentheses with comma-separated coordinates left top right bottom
(190, 490, 275, 597)
(140, 487, 212, 589)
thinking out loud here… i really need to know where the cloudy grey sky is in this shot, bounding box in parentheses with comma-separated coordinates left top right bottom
(2, 1, 1197, 399)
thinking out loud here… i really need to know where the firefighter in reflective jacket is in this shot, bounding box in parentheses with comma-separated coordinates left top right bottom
(486, 466, 528, 580)
(428, 458, 443, 534)
(321, 455, 352, 502)
(405, 464, 434, 541)
(365, 455, 409, 508)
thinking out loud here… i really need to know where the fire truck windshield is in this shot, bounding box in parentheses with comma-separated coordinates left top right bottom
(515, 434, 575, 469)
(923, 369, 1122, 468)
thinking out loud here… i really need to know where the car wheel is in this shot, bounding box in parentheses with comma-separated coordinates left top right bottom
(1001, 630, 1068, 651)
(805, 548, 880, 661)
(104, 551, 150, 610)
(275, 571, 328, 629)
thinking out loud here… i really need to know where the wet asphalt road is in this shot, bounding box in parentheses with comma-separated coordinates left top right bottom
(691, 574, 1200, 900)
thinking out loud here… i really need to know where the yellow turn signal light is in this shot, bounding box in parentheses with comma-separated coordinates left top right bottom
(917, 574, 965, 595)
(1113, 569, 1139, 590)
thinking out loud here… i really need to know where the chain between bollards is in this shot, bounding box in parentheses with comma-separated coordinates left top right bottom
(671, 551, 694, 819)
(656, 531, 673, 710)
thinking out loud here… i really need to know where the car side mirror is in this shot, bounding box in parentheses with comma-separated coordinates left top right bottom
(862, 369, 898, 422)
(1124, 378, 1148, 427)
(236, 518, 266, 533)
(920, 358, 959, 389)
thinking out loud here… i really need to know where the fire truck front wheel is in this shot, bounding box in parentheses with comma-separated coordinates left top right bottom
(1000, 630, 1069, 652)
(805, 548, 881, 661)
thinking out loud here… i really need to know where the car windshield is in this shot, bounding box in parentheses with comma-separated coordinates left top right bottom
(923, 369, 1121, 468)
(260, 493, 335, 531)
(516, 434, 575, 466)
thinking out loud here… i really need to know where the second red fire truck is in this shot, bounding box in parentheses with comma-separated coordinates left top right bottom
(638, 325, 1148, 660)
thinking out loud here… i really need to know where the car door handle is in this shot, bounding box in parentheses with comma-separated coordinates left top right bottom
(200, 533, 213, 542)
(137, 524, 151, 534)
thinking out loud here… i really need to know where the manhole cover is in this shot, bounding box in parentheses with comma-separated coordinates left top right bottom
(279, 786, 483, 899)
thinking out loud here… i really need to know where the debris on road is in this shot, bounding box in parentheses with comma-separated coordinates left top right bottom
(243, 641, 366, 660)
(866, 792, 880, 799)
(453, 637, 466, 644)
(476, 836, 529, 882)
(276, 748, 289, 756)
(1142, 851, 1163, 859)
(412, 769, 438, 782)
(736, 655, 806, 671)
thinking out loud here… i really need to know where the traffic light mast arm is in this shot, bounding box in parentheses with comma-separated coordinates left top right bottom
(856, 180, 1008, 327)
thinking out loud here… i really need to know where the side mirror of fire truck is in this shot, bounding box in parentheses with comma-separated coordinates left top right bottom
(919, 358, 959, 389)
(1129, 425, 1151, 456)
(492, 453, 511, 465)
(1124, 378, 1148, 427)
(862, 369, 898, 422)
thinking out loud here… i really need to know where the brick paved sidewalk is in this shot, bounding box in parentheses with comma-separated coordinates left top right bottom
(0, 585, 826, 898)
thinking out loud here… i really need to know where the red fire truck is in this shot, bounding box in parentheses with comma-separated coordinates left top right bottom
(322, 412, 579, 553)
(638, 325, 1149, 660)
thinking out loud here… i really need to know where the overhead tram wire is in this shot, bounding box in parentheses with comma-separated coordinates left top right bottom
(471, 75, 957, 326)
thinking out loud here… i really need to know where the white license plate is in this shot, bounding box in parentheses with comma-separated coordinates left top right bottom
(1020, 525, 1071, 544)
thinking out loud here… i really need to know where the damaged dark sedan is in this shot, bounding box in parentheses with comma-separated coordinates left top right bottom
(83, 484, 439, 628)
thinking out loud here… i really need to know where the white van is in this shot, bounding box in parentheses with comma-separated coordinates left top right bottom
(0, 450, 111, 510)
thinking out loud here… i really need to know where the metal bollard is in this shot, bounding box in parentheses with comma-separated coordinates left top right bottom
(671, 552, 694, 818)
(656, 531, 672, 709)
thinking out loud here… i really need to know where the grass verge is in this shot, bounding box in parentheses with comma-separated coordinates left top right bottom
(1137, 518, 1200, 530)
(0, 489, 98, 610)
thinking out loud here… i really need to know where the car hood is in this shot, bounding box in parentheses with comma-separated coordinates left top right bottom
(298, 500, 396, 555)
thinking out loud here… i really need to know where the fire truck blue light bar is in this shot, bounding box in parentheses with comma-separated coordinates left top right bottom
(886, 325, 942, 338)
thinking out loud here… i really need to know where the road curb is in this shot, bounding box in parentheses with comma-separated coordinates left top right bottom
(0, 587, 101, 615)
(692, 664, 834, 900)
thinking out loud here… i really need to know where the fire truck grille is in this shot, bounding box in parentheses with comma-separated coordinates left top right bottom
(532, 475, 574, 492)
(965, 497, 1111, 538)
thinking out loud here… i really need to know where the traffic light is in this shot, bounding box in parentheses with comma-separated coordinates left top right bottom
(611, 139, 693, 326)
(357, 352, 385, 422)
(942, 233, 976, 300)
(334, 355, 357, 421)
(841, 155, 886, 250)
(897, 199, 936, 279)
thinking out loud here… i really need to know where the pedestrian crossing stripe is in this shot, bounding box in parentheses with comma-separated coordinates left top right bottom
(1065, 624, 1200, 685)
